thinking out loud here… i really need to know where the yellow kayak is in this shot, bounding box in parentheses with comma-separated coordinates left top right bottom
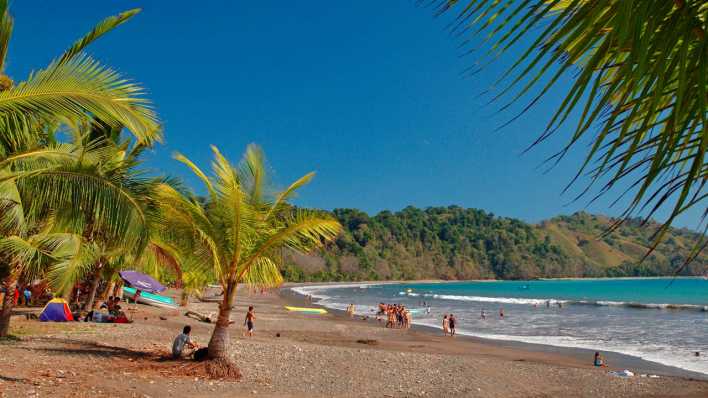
(285, 306, 327, 314)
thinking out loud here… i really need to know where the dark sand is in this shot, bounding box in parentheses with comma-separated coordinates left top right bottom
(1, 285, 706, 397)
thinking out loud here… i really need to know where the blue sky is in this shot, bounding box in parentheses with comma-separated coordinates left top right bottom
(7, 1, 701, 229)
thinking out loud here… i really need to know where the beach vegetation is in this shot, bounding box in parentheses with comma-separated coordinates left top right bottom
(0, 2, 161, 337)
(152, 144, 341, 375)
(282, 208, 706, 282)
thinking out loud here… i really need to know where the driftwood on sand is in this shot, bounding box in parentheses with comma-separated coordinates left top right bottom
(185, 310, 234, 325)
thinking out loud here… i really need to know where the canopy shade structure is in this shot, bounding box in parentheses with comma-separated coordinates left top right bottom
(118, 270, 166, 293)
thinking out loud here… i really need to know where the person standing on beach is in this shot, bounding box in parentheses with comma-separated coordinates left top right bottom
(442, 314, 449, 336)
(23, 287, 31, 306)
(244, 305, 256, 337)
(480, 309, 486, 320)
(448, 314, 456, 336)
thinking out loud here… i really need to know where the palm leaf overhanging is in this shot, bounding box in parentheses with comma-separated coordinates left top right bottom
(430, 0, 707, 261)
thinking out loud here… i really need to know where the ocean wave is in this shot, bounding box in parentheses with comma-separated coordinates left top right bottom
(412, 319, 708, 376)
(398, 291, 708, 311)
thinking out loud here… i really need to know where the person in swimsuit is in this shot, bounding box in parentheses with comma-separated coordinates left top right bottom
(499, 307, 504, 318)
(442, 314, 449, 336)
(244, 305, 255, 337)
(594, 352, 607, 367)
(448, 314, 456, 336)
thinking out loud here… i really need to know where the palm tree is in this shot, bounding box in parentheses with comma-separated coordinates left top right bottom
(432, 0, 707, 260)
(0, 2, 160, 152)
(155, 145, 341, 375)
(0, 175, 79, 336)
(0, 2, 163, 336)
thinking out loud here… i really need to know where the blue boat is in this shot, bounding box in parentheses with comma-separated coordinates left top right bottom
(123, 286, 178, 309)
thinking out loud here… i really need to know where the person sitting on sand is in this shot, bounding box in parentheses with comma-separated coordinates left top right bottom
(448, 314, 456, 336)
(244, 306, 256, 337)
(442, 314, 449, 336)
(172, 325, 198, 359)
(594, 352, 607, 367)
(112, 305, 131, 323)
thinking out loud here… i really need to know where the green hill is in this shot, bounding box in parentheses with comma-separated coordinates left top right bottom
(281, 207, 706, 282)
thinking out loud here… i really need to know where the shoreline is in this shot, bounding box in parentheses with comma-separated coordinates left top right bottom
(3, 286, 708, 397)
(284, 281, 708, 381)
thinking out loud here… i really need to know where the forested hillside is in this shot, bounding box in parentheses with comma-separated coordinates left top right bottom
(281, 207, 706, 281)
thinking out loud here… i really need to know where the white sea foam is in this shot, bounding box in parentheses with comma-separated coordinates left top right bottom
(399, 291, 566, 305)
(398, 291, 708, 311)
(291, 282, 380, 300)
(412, 318, 708, 376)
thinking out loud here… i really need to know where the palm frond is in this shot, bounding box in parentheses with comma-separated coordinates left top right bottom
(0, 173, 24, 234)
(433, 0, 708, 260)
(239, 210, 341, 281)
(0, 0, 12, 73)
(240, 256, 283, 289)
(0, 54, 162, 146)
(0, 232, 75, 281)
(12, 165, 151, 254)
(58, 8, 141, 65)
(48, 237, 100, 296)
(265, 172, 315, 221)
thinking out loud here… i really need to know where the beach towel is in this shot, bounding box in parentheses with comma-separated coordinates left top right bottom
(609, 369, 634, 378)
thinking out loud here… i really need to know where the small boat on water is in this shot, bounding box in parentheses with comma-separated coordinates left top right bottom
(123, 286, 178, 309)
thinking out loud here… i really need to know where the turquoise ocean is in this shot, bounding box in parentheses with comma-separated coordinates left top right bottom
(292, 278, 708, 375)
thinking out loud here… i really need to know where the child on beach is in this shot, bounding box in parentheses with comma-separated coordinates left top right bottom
(244, 306, 256, 337)
(594, 352, 607, 367)
(442, 314, 449, 336)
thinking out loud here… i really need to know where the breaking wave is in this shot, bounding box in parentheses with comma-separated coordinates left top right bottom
(398, 291, 708, 311)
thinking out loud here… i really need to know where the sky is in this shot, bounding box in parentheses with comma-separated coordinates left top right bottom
(6, 1, 702, 229)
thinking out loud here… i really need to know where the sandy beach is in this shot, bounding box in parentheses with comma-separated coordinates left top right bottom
(2, 285, 707, 398)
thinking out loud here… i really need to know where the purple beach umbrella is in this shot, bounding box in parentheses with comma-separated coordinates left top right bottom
(119, 270, 166, 293)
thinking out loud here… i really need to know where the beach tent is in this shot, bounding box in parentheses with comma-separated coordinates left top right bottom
(39, 298, 74, 322)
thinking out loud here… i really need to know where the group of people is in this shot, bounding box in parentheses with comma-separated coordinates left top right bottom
(442, 314, 457, 336)
(0, 285, 35, 306)
(85, 296, 130, 323)
(480, 306, 506, 320)
(377, 303, 412, 329)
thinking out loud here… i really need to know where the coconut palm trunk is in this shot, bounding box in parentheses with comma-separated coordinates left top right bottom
(101, 280, 116, 302)
(0, 277, 17, 337)
(83, 265, 102, 310)
(63, 286, 74, 303)
(207, 283, 237, 360)
(179, 291, 189, 307)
